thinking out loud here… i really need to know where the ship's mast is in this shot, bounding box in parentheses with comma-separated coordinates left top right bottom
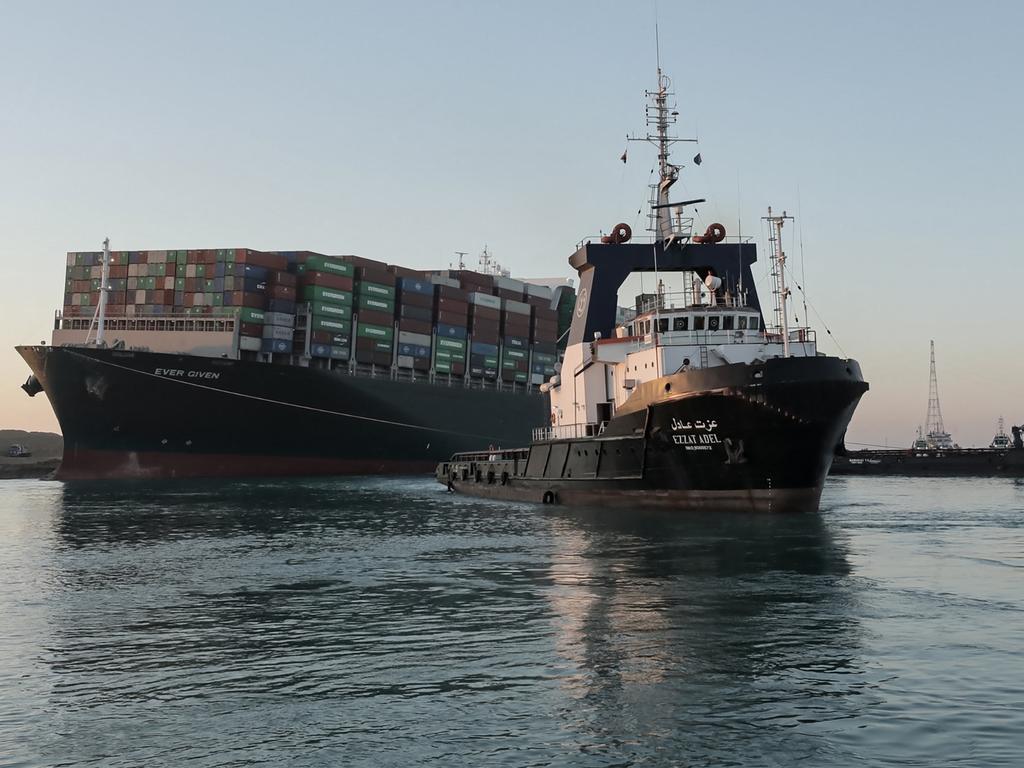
(764, 208, 793, 357)
(96, 237, 111, 346)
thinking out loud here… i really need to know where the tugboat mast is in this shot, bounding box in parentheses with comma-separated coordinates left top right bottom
(764, 208, 793, 357)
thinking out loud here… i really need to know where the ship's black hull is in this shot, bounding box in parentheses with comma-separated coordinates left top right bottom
(17, 345, 545, 480)
(831, 449, 1024, 477)
(438, 356, 868, 513)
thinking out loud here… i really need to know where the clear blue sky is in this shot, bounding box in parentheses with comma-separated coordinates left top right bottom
(1, 1, 1021, 446)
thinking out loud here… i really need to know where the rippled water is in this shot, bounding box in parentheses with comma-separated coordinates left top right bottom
(1, 475, 1022, 767)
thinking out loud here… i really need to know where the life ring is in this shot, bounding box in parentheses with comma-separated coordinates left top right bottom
(549, 411, 557, 426)
(542, 490, 557, 505)
(600, 223, 632, 244)
(693, 223, 726, 244)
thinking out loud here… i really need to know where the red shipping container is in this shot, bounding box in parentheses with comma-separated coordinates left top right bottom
(269, 284, 295, 300)
(270, 271, 297, 287)
(355, 267, 395, 285)
(469, 306, 500, 322)
(234, 291, 266, 308)
(344, 255, 390, 272)
(397, 318, 431, 335)
(303, 271, 354, 291)
(396, 292, 433, 309)
(388, 264, 424, 278)
(357, 309, 394, 327)
(434, 297, 468, 316)
(310, 330, 333, 344)
(240, 322, 263, 337)
(236, 249, 289, 272)
(436, 310, 468, 326)
(435, 285, 467, 301)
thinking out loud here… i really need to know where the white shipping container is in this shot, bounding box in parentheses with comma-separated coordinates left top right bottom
(496, 276, 525, 293)
(530, 373, 545, 385)
(163, 277, 175, 290)
(263, 311, 295, 328)
(186, 264, 197, 278)
(134, 289, 146, 304)
(503, 299, 531, 316)
(66, 253, 76, 267)
(468, 292, 501, 309)
(428, 274, 460, 289)
(396, 355, 415, 369)
(398, 330, 431, 346)
(525, 283, 553, 299)
(262, 324, 293, 341)
(239, 335, 262, 352)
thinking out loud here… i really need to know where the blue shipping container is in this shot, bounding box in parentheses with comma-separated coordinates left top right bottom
(398, 343, 431, 359)
(330, 345, 350, 360)
(241, 264, 269, 280)
(261, 338, 291, 354)
(268, 298, 296, 314)
(397, 277, 434, 296)
(437, 322, 468, 340)
(310, 343, 331, 358)
(243, 277, 268, 292)
(471, 341, 499, 355)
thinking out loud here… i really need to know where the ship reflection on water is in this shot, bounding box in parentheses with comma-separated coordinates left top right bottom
(539, 507, 866, 736)
(33, 478, 875, 764)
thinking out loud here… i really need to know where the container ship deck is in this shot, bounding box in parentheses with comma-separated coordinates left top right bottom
(20, 247, 575, 479)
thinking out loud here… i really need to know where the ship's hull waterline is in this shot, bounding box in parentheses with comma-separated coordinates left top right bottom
(18, 345, 545, 480)
(439, 357, 868, 513)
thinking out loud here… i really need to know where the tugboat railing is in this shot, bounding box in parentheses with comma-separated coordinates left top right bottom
(531, 421, 608, 442)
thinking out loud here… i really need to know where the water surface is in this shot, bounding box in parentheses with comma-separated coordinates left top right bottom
(1, 475, 1022, 766)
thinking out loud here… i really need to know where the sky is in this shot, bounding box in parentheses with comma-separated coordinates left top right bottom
(1, 0, 1021, 447)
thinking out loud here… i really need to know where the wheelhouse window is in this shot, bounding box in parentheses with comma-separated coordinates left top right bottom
(673, 316, 689, 331)
(749, 316, 760, 330)
(694, 316, 705, 330)
(657, 318, 669, 333)
(708, 316, 720, 331)
(723, 315, 735, 331)
(738, 316, 748, 330)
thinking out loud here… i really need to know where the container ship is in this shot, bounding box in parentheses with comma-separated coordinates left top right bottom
(17, 247, 576, 479)
(437, 68, 869, 513)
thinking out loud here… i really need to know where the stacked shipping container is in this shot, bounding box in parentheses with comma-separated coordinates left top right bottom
(62, 249, 573, 387)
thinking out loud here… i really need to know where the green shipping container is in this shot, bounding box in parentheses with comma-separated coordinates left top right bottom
(357, 322, 394, 342)
(436, 337, 466, 351)
(212, 293, 223, 306)
(356, 281, 396, 301)
(484, 356, 498, 366)
(176, 264, 187, 277)
(434, 348, 465, 363)
(310, 301, 352, 320)
(503, 348, 527, 360)
(311, 317, 351, 334)
(175, 278, 186, 291)
(357, 294, 395, 314)
(238, 308, 266, 324)
(301, 286, 352, 305)
(434, 360, 452, 373)
(514, 372, 528, 383)
(196, 264, 206, 278)
(304, 255, 354, 278)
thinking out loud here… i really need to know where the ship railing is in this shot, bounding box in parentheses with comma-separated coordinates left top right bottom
(344, 362, 542, 395)
(531, 421, 607, 442)
(57, 311, 237, 334)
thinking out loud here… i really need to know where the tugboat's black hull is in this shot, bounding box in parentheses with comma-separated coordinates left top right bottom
(438, 356, 868, 513)
(17, 345, 545, 480)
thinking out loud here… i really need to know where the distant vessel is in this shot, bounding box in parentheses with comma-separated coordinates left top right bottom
(436, 67, 868, 513)
(832, 343, 1022, 476)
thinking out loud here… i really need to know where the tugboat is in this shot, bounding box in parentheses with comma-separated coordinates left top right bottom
(435, 68, 869, 513)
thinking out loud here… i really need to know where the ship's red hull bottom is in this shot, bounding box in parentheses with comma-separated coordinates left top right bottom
(57, 448, 436, 481)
